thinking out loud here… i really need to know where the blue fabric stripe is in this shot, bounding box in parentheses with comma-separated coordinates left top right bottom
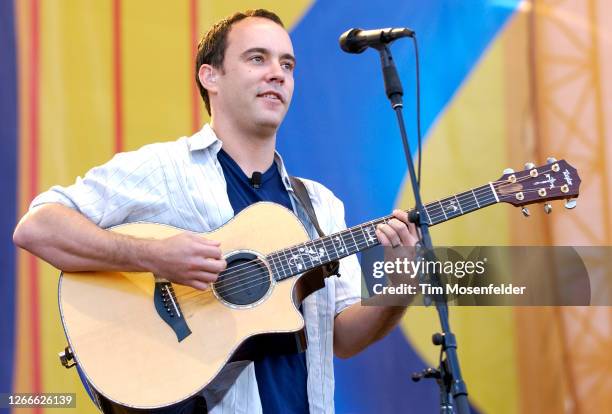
(280, 1, 519, 412)
(0, 0, 18, 396)
(281, 0, 518, 225)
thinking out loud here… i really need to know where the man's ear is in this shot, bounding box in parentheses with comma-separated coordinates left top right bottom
(198, 64, 218, 93)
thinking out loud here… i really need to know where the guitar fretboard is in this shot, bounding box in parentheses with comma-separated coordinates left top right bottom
(267, 183, 498, 280)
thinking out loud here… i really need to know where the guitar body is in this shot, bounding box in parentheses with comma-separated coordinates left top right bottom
(59, 203, 322, 410)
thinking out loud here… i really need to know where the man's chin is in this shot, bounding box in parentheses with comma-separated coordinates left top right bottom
(254, 115, 285, 132)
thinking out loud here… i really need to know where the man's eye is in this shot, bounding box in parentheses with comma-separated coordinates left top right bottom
(250, 56, 263, 63)
(281, 62, 294, 71)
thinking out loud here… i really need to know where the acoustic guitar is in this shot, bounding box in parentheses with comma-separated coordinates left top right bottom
(58, 159, 580, 409)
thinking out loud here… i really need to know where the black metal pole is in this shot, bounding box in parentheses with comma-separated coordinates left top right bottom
(375, 43, 470, 414)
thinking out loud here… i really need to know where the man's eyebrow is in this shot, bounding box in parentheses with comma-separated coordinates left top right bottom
(241, 47, 296, 64)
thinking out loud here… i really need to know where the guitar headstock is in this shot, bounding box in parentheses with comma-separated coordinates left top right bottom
(495, 159, 580, 210)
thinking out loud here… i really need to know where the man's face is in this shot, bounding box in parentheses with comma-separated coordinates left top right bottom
(211, 17, 295, 133)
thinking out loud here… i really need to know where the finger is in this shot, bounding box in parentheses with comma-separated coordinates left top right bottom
(387, 219, 411, 246)
(191, 270, 219, 283)
(203, 258, 227, 273)
(392, 209, 419, 234)
(187, 233, 221, 246)
(377, 224, 401, 247)
(392, 209, 409, 224)
(189, 280, 210, 291)
(193, 244, 224, 260)
(375, 228, 392, 247)
(200, 237, 221, 246)
(191, 257, 226, 273)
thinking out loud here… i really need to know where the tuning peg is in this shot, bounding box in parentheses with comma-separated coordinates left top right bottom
(544, 203, 552, 214)
(546, 157, 557, 164)
(524, 162, 535, 170)
(564, 199, 577, 209)
(503, 168, 515, 174)
(521, 207, 530, 217)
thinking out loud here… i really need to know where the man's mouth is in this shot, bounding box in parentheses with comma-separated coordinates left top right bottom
(257, 91, 284, 103)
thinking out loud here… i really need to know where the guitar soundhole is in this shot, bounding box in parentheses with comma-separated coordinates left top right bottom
(213, 251, 272, 307)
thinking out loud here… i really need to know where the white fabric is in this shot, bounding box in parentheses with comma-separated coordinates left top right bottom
(31, 124, 362, 413)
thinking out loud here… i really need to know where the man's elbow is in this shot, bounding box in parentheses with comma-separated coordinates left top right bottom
(13, 217, 36, 251)
(334, 346, 357, 360)
(333, 336, 365, 359)
(13, 207, 49, 253)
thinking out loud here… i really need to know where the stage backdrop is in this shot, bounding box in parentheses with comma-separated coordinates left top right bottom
(2, 0, 611, 413)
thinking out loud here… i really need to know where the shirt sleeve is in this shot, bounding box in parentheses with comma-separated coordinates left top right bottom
(302, 180, 362, 315)
(325, 194, 362, 315)
(30, 145, 170, 229)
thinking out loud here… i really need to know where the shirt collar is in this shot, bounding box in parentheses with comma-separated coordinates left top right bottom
(188, 123, 294, 191)
(188, 123, 220, 152)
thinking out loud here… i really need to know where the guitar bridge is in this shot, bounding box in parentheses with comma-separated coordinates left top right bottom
(153, 281, 192, 342)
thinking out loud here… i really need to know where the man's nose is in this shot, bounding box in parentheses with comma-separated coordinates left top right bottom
(266, 61, 285, 83)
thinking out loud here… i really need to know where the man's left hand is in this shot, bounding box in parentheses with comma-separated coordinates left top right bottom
(375, 209, 419, 248)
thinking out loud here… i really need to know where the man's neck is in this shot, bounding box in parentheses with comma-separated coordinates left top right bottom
(210, 119, 276, 177)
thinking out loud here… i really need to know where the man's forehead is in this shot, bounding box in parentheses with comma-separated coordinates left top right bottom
(226, 17, 293, 54)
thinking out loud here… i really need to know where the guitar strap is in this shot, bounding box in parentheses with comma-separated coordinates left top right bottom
(289, 176, 325, 237)
(289, 176, 340, 277)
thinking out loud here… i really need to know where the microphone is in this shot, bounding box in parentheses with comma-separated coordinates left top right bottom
(250, 171, 262, 189)
(339, 27, 414, 54)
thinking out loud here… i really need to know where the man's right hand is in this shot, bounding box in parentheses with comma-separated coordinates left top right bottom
(145, 233, 227, 290)
(14, 204, 226, 291)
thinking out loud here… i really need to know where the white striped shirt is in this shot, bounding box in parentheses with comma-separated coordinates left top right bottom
(31, 124, 361, 413)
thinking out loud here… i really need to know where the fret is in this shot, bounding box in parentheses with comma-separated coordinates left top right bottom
(422, 205, 433, 225)
(277, 250, 292, 278)
(471, 189, 481, 208)
(365, 224, 377, 248)
(327, 233, 341, 261)
(334, 233, 349, 256)
(269, 256, 281, 281)
(359, 224, 377, 248)
(456, 191, 477, 213)
(271, 252, 287, 280)
(347, 227, 360, 251)
(441, 196, 463, 220)
(288, 245, 308, 272)
(474, 185, 496, 208)
(454, 195, 464, 214)
(315, 238, 333, 263)
(422, 203, 442, 225)
(341, 231, 357, 253)
(437, 200, 448, 221)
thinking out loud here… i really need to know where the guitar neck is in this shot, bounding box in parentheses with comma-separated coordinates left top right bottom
(269, 182, 498, 280)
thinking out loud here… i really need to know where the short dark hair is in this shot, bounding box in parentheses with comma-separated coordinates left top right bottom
(195, 9, 285, 115)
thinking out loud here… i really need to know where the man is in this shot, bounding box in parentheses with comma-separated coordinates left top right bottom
(13, 9, 418, 414)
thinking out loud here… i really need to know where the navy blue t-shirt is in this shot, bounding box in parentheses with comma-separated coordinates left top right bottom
(217, 149, 309, 414)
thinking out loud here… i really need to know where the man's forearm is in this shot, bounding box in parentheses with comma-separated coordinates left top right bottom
(13, 203, 152, 272)
(333, 303, 407, 358)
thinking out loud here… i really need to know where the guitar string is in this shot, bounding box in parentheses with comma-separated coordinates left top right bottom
(174, 186, 551, 304)
(171, 178, 562, 303)
(170, 168, 568, 301)
(177, 166, 562, 293)
(183, 194, 498, 300)
(176, 233, 380, 308)
(175, 176, 510, 296)
(173, 183, 554, 305)
(175, 171, 557, 300)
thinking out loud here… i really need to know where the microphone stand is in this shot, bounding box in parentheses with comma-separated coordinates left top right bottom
(374, 43, 470, 414)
